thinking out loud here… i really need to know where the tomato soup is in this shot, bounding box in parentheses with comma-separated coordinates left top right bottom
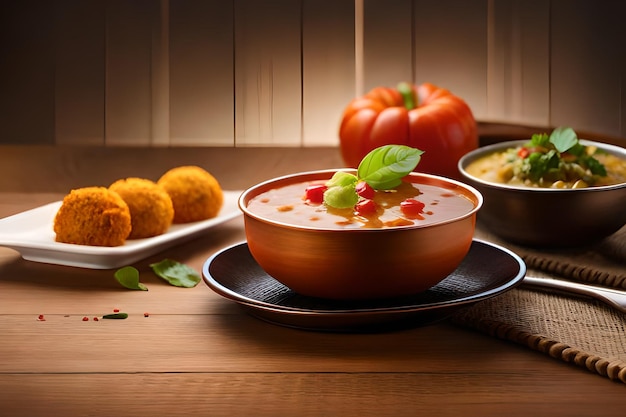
(247, 179, 476, 229)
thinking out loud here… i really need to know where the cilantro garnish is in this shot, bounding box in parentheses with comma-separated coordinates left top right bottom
(584, 155, 607, 176)
(324, 145, 423, 209)
(521, 126, 607, 182)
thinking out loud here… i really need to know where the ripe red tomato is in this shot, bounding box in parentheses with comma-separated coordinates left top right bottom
(339, 82, 478, 179)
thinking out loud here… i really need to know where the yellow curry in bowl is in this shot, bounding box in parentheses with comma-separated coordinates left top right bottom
(464, 127, 626, 189)
(458, 127, 626, 247)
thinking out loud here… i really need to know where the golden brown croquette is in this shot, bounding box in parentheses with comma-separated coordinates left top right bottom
(157, 166, 224, 223)
(109, 177, 174, 239)
(53, 187, 132, 247)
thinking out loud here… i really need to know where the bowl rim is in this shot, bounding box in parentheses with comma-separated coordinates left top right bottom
(457, 139, 626, 192)
(239, 169, 483, 232)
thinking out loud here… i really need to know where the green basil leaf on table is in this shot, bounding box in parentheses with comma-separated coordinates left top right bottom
(114, 266, 148, 291)
(150, 259, 201, 288)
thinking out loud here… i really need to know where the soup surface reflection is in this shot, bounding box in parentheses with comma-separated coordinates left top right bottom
(247, 180, 476, 229)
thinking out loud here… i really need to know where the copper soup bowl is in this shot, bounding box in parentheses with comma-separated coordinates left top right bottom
(239, 170, 483, 300)
(458, 140, 626, 247)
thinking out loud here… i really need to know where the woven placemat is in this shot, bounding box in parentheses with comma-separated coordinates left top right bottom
(451, 222, 626, 383)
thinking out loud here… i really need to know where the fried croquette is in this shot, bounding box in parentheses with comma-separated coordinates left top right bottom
(53, 187, 131, 247)
(109, 177, 174, 239)
(157, 166, 223, 223)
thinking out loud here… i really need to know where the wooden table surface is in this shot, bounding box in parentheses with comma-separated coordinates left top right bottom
(1, 136, 625, 416)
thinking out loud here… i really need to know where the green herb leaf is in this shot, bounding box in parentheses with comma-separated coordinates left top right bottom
(524, 150, 561, 182)
(550, 126, 578, 153)
(322, 145, 423, 209)
(103, 312, 128, 319)
(529, 132, 550, 148)
(149, 259, 201, 288)
(567, 143, 585, 157)
(357, 145, 423, 190)
(114, 266, 148, 291)
(520, 126, 607, 184)
(583, 155, 607, 176)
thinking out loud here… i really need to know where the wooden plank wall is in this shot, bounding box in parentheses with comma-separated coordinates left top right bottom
(0, 0, 624, 147)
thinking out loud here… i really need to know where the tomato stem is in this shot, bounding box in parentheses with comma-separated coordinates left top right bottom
(397, 82, 416, 110)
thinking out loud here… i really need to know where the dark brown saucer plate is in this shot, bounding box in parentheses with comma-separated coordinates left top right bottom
(202, 239, 526, 332)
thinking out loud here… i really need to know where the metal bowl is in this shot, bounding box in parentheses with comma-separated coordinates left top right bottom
(239, 169, 482, 300)
(458, 140, 626, 247)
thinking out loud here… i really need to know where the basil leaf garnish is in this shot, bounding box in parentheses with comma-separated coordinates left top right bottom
(149, 259, 201, 288)
(550, 126, 578, 153)
(357, 145, 423, 190)
(322, 144, 423, 209)
(114, 266, 148, 291)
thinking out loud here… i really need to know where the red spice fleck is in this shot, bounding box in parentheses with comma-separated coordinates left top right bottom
(113, 308, 120, 313)
(144, 312, 150, 317)
(93, 317, 99, 321)
(82, 316, 89, 321)
(37, 314, 46, 321)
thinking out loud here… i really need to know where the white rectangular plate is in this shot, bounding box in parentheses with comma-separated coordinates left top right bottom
(0, 190, 242, 269)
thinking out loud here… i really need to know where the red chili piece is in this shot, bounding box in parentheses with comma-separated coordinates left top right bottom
(355, 199, 377, 215)
(304, 184, 327, 204)
(113, 308, 120, 313)
(144, 312, 150, 317)
(400, 198, 425, 217)
(517, 147, 530, 158)
(355, 181, 375, 199)
(82, 316, 89, 321)
(93, 317, 99, 321)
(37, 314, 46, 321)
